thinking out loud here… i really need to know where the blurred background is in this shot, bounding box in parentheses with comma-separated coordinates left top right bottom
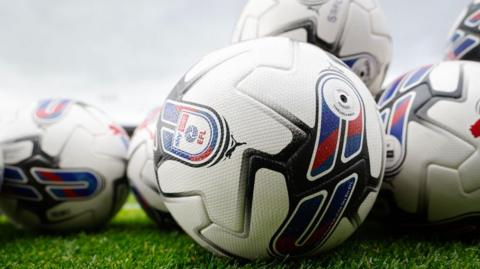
(0, 0, 471, 126)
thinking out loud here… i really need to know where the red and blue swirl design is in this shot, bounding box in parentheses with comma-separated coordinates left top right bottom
(31, 168, 102, 201)
(272, 174, 357, 257)
(35, 99, 72, 121)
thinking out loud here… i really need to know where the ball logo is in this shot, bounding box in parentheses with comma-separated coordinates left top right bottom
(160, 100, 227, 167)
(34, 99, 73, 124)
(307, 70, 365, 181)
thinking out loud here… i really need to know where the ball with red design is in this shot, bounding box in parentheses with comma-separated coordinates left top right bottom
(0, 99, 130, 232)
(127, 107, 170, 225)
(377, 61, 480, 230)
(446, 0, 480, 61)
(232, 0, 392, 95)
(154, 37, 385, 260)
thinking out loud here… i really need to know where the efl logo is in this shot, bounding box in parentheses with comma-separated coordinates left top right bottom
(34, 99, 73, 124)
(160, 100, 225, 167)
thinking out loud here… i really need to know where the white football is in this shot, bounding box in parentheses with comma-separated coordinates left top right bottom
(154, 37, 385, 260)
(378, 61, 480, 229)
(232, 0, 392, 95)
(0, 99, 130, 232)
(127, 106, 170, 225)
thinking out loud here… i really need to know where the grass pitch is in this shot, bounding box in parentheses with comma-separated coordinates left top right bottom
(1, 197, 480, 268)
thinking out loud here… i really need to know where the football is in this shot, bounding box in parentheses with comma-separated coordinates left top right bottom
(377, 61, 480, 229)
(127, 106, 170, 225)
(232, 0, 392, 95)
(0, 99, 130, 232)
(154, 37, 385, 260)
(446, 0, 480, 61)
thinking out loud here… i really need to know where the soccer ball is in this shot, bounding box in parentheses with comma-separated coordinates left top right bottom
(154, 37, 385, 260)
(446, 0, 480, 61)
(0, 99, 130, 232)
(377, 61, 480, 229)
(127, 106, 170, 225)
(232, 0, 393, 95)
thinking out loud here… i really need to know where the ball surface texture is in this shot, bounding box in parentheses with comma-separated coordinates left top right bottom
(154, 37, 385, 260)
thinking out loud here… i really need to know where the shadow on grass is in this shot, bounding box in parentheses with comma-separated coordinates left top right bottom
(0, 216, 182, 246)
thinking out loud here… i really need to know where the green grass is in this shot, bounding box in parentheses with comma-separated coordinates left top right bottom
(1, 198, 480, 269)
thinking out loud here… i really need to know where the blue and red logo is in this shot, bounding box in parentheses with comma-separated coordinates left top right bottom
(34, 99, 73, 123)
(1, 166, 103, 201)
(271, 174, 357, 257)
(308, 71, 365, 181)
(160, 100, 225, 167)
